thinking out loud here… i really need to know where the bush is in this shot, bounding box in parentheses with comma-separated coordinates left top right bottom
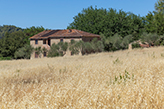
(91, 38, 104, 53)
(141, 32, 159, 46)
(154, 35, 164, 46)
(108, 34, 122, 51)
(69, 40, 84, 55)
(69, 39, 104, 55)
(48, 42, 68, 57)
(0, 57, 12, 60)
(132, 43, 141, 49)
(14, 44, 34, 59)
(121, 35, 133, 49)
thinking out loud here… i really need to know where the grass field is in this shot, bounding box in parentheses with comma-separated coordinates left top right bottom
(1, 47, 164, 108)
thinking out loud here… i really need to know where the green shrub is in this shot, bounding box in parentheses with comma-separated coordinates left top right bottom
(0, 57, 12, 60)
(141, 32, 160, 45)
(14, 44, 34, 59)
(48, 42, 68, 57)
(121, 35, 133, 49)
(132, 43, 141, 49)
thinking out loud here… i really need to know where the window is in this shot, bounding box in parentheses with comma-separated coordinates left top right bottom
(60, 39, 63, 42)
(35, 40, 38, 44)
(43, 39, 46, 44)
(43, 52, 47, 57)
(35, 52, 39, 58)
(48, 39, 51, 46)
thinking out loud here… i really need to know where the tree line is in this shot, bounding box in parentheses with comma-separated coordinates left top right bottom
(1, 0, 164, 60)
(0, 25, 44, 60)
(67, 0, 164, 51)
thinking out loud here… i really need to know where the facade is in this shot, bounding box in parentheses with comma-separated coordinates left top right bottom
(30, 29, 101, 59)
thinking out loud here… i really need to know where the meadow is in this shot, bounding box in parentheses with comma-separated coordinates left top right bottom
(1, 47, 164, 108)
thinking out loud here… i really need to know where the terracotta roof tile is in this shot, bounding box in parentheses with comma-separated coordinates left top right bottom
(30, 29, 100, 39)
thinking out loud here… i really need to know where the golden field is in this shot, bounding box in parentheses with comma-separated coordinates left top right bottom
(1, 47, 164, 108)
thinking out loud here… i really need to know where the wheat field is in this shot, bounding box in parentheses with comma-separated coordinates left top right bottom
(1, 47, 164, 108)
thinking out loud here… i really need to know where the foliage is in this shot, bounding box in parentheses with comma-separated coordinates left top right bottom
(144, 12, 157, 33)
(141, 32, 160, 45)
(155, 0, 164, 13)
(0, 31, 27, 58)
(91, 38, 104, 53)
(113, 70, 134, 85)
(34, 47, 43, 58)
(132, 43, 141, 49)
(14, 44, 34, 59)
(121, 34, 133, 49)
(154, 35, 164, 46)
(102, 33, 133, 51)
(67, 6, 145, 43)
(69, 39, 104, 55)
(0, 25, 23, 39)
(48, 42, 68, 57)
(154, 12, 164, 35)
(69, 40, 84, 55)
(144, 9, 164, 35)
(0, 56, 12, 60)
(24, 26, 45, 44)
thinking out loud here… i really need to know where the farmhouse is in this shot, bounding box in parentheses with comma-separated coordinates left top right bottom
(30, 29, 101, 59)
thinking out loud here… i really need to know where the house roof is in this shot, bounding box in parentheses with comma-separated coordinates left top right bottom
(29, 29, 100, 39)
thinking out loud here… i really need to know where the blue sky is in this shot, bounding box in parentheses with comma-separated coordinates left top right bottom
(0, 0, 157, 29)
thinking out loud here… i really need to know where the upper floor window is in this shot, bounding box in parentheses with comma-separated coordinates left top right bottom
(60, 39, 63, 42)
(43, 39, 46, 44)
(35, 40, 38, 44)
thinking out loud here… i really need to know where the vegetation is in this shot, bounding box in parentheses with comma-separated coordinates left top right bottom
(48, 42, 68, 57)
(14, 45, 34, 59)
(69, 39, 104, 55)
(0, 25, 23, 39)
(1, 47, 164, 108)
(0, 26, 45, 60)
(67, 0, 164, 51)
(0, 31, 27, 58)
(67, 6, 144, 45)
(1, 0, 164, 59)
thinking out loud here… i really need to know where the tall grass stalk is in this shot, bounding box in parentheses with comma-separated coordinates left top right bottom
(0, 46, 164, 108)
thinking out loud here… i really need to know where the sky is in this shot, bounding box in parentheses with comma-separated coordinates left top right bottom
(0, 0, 157, 29)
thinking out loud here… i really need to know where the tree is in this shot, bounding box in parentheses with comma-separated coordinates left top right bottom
(14, 44, 34, 59)
(0, 31, 27, 58)
(0, 25, 23, 39)
(24, 26, 45, 44)
(48, 42, 68, 57)
(144, 12, 156, 33)
(121, 34, 133, 49)
(67, 6, 145, 51)
(69, 40, 84, 55)
(141, 32, 160, 46)
(34, 47, 43, 58)
(155, 0, 164, 13)
(154, 12, 164, 35)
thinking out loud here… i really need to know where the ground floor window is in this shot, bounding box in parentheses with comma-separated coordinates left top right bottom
(43, 52, 47, 57)
(43, 39, 46, 44)
(35, 52, 39, 58)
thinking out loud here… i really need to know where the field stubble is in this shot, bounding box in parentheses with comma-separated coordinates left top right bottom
(1, 47, 164, 108)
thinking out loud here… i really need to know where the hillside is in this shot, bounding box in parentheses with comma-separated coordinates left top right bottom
(0, 25, 23, 39)
(1, 47, 164, 108)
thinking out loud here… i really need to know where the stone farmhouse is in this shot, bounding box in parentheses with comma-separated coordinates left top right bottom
(30, 29, 101, 59)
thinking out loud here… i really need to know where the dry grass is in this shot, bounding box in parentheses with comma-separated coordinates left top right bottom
(1, 47, 164, 108)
